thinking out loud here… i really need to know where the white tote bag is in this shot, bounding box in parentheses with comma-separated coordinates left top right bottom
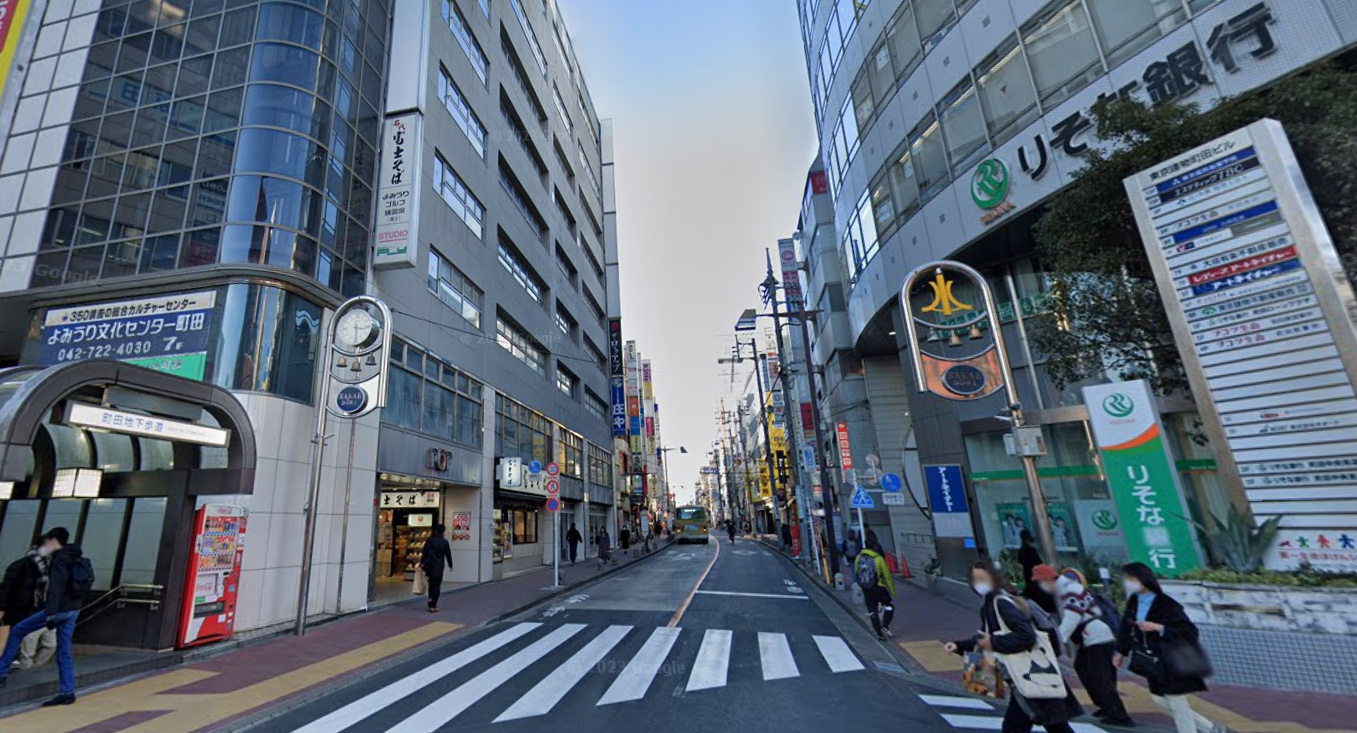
(992, 595, 1067, 700)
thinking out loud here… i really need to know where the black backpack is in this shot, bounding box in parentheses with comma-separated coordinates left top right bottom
(67, 557, 95, 600)
(1090, 592, 1123, 633)
(854, 553, 880, 589)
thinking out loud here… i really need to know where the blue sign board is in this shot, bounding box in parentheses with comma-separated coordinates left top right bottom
(611, 376, 627, 437)
(32, 291, 217, 380)
(924, 464, 973, 539)
(529, 460, 542, 474)
(334, 386, 367, 415)
(850, 486, 875, 509)
(881, 473, 902, 493)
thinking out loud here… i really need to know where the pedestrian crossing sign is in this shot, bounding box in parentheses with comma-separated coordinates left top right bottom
(851, 486, 874, 509)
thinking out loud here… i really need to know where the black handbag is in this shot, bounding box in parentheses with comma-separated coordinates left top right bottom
(1165, 639, 1214, 679)
(1127, 629, 1167, 683)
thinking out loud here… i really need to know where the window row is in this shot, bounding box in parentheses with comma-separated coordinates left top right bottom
(496, 393, 553, 463)
(432, 152, 486, 238)
(509, 0, 548, 77)
(812, 0, 871, 122)
(559, 429, 583, 479)
(497, 316, 547, 376)
(584, 389, 607, 421)
(439, 67, 486, 158)
(499, 237, 546, 304)
(442, 0, 488, 85)
(427, 249, 484, 328)
(384, 339, 485, 447)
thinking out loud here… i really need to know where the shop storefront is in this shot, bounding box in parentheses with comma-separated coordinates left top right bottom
(493, 494, 543, 575)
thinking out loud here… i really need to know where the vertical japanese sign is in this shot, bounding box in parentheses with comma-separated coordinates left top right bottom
(31, 291, 217, 380)
(1083, 381, 1201, 576)
(626, 341, 642, 455)
(608, 319, 625, 437)
(0, 0, 33, 113)
(373, 113, 422, 269)
(777, 238, 803, 304)
(924, 465, 974, 539)
(1124, 119, 1357, 571)
(835, 422, 853, 471)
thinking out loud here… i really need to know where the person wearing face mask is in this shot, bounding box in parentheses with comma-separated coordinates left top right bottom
(0, 543, 56, 671)
(1036, 565, 1134, 727)
(1115, 563, 1224, 733)
(946, 562, 1081, 733)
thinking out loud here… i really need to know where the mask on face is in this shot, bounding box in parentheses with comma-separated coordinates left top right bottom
(36, 546, 51, 557)
(972, 581, 994, 596)
(1123, 579, 1144, 596)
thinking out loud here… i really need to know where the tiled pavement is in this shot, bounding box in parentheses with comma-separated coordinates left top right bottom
(0, 540, 673, 733)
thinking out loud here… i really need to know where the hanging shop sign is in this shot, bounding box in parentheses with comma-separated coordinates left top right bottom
(899, 267, 1008, 402)
(380, 490, 440, 509)
(1124, 118, 1357, 571)
(778, 238, 803, 303)
(609, 319, 626, 437)
(373, 113, 423, 269)
(924, 464, 974, 539)
(1083, 381, 1202, 576)
(32, 291, 216, 380)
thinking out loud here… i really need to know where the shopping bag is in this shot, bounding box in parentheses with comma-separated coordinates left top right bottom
(963, 650, 1007, 699)
(412, 568, 427, 595)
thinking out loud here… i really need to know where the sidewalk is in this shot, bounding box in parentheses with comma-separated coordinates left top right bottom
(0, 540, 672, 733)
(766, 541, 1357, 733)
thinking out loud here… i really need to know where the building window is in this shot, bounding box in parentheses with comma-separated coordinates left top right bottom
(552, 84, 573, 136)
(508, 0, 548, 77)
(850, 73, 875, 134)
(555, 303, 578, 339)
(583, 337, 606, 373)
(914, 0, 958, 51)
(560, 430, 583, 477)
(887, 144, 923, 224)
(432, 153, 486, 238)
(500, 161, 549, 242)
(975, 36, 1039, 147)
(555, 244, 578, 284)
(384, 340, 484, 448)
(476, 0, 489, 18)
(499, 507, 538, 544)
(427, 250, 484, 327)
(496, 394, 554, 462)
(442, 0, 488, 85)
(585, 389, 607, 420)
(556, 365, 578, 398)
(587, 442, 613, 488)
(438, 68, 486, 158)
(908, 112, 950, 204)
(499, 237, 546, 303)
(938, 78, 988, 172)
(842, 191, 879, 282)
(497, 316, 547, 375)
(1087, 0, 1187, 67)
(1021, 0, 1103, 108)
(583, 287, 606, 326)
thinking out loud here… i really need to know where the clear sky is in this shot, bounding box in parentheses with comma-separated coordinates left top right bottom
(558, 0, 820, 504)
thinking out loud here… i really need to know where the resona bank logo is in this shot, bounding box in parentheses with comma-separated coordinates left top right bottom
(1102, 393, 1135, 419)
(1092, 509, 1119, 531)
(970, 158, 1011, 209)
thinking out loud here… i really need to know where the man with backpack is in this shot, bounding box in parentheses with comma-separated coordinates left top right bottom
(0, 528, 92, 706)
(854, 532, 895, 641)
(0, 543, 56, 671)
(1036, 565, 1134, 727)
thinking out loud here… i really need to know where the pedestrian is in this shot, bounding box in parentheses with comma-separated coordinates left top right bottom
(0, 528, 92, 706)
(780, 522, 792, 552)
(0, 542, 56, 672)
(726, 518, 737, 544)
(946, 562, 1082, 733)
(854, 532, 895, 640)
(1018, 530, 1057, 614)
(566, 523, 582, 565)
(1035, 565, 1134, 727)
(1116, 563, 1223, 733)
(620, 526, 631, 550)
(419, 524, 453, 613)
(597, 528, 611, 567)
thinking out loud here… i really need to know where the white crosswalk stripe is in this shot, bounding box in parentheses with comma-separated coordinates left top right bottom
(290, 623, 865, 730)
(921, 693, 1109, 733)
(686, 629, 733, 691)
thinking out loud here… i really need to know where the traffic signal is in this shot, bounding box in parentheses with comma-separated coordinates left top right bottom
(774, 449, 789, 485)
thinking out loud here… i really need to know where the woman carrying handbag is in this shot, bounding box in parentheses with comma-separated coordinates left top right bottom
(946, 562, 1083, 733)
(1115, 562, 1226, 733)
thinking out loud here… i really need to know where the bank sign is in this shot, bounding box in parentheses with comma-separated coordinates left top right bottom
(33, 291, 216, 380)
(1083, 381, 1202, 576)
(1124, 119, 1357, 572)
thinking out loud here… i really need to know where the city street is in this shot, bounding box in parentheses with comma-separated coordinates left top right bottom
(231, 537, 996, 733)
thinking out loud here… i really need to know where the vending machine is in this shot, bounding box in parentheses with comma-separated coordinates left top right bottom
(177, 504, 248, 649)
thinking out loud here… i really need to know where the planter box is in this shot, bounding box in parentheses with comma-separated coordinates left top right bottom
(1163, 580, 1357, 635)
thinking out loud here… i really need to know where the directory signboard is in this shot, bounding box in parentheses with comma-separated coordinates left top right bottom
(32, 291, 216, 379)
(1124, 119, 1357, 570)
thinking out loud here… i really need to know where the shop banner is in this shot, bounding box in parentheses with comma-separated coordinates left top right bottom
(33, 291, 216, 379)
(609, 319, 625, 436)
(924, 464, 973, 539)
(778, 237, 803, 303)
(1083, 380, 1201, 575)
(373, 113, 422, 268)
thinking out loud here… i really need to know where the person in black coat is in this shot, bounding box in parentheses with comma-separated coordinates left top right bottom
(1018, 530, 1057, 614)
(1115, 562, 1223, 733)
(420, 525, 454, 613)
(947, 562, 1082, 733)
(0, 547, 43, 626)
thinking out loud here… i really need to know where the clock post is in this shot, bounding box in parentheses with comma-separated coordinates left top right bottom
(295, 296, 394, 636)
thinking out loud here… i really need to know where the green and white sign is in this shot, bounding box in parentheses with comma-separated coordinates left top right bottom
(1083, 380, 1201, 576)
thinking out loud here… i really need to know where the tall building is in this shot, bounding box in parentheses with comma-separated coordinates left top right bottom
(0, 0, 619, 650)
(796, 0, 1357, 575)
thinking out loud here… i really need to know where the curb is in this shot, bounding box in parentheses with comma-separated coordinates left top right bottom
(210, 540, 677, 733)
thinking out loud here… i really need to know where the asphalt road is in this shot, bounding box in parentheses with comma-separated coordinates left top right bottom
(236, 537, 1018, 733)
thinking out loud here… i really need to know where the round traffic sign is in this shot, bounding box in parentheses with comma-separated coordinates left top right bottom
(529, 460, 543, 474)
(545, 462, 560, 477)
(545, 478, 560, 495)
(545, 496, 560, 513)
(881, 473, 903, 493)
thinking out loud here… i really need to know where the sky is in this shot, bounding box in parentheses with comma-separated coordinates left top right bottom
(557, 0, 820, 505)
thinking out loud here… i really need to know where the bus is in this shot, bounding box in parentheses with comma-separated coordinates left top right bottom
(675, 505, 710, 544)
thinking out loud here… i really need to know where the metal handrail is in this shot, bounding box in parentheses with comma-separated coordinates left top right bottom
(76, 583, 164, 627)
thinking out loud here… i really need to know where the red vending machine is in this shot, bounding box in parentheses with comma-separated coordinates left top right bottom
(177, 504, 248, 649)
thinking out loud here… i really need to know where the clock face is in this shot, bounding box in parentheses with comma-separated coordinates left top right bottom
(336, 309, 378, 350)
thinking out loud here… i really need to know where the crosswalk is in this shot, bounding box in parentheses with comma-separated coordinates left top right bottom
(921, 693, 1111, 733)
(290, 622, 866, 732)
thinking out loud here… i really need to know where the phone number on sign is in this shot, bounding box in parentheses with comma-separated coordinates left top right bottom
(56, 341, 156, 361)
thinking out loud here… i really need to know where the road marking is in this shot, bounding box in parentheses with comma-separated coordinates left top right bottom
(384, 624, 586, 733)
(685, 629, 732, 691)
(287, 622, 522, 733)
(758, 632, 799, 681)
(668, 534, 721, 627)
(495, 625, 632, 721)
(812, 635, 865, 673)
(693, 590, 810, 600)
(920, 694, 995, 710)
(941, 713, 1107, 733)
(597, 627, 682, 705)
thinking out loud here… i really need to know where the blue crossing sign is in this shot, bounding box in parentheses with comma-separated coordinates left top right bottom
(851, 485, 875, 509)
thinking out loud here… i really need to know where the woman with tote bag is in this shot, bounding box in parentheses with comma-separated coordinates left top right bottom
(947, 562, 1083, 733)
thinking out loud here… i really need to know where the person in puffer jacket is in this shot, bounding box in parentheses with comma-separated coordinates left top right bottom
(1036, 565, 1133, 727)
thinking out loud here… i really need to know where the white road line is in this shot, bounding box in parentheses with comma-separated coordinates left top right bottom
(383, 624, 587, 733)
(919, 694, 995, 710)
(597, 627, 682, 706)
(941, 714, 1106, 733)
(757, 632, 799, 681)
(495, 625, 632, 722)
(693, 590, 810, 600)
(812, 635, 865, 673)
(685, 629, 733, 691)
(288, 623, 541, 733)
